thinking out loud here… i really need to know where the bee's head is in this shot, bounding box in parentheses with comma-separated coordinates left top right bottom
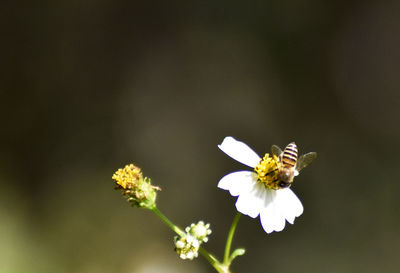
(279, 169, 295, 183)
(278, 181, 291, 188)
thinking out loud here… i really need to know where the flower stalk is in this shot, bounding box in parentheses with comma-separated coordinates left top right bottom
(151, 206, 228, 272)
(223, 213, 243, 265)
(151, 206, 185, 236)
(150, 205, 244, 272)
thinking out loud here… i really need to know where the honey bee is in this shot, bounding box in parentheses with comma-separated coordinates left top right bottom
(271, 142, 317, 189)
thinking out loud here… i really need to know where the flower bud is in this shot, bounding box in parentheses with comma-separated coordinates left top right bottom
(174, 234, 200, 260)
(174, 221, 212, 260)
(185, 221, 212, 243)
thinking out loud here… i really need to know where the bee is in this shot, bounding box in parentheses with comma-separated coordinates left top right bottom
(271, 142, 317, 189)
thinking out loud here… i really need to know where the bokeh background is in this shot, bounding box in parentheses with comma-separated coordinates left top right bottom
(2, 0, 400, 272)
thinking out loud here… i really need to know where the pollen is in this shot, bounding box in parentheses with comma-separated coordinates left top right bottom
(254, 153, 281, 190)
(112, 163, 160, 209)
(112, 164, 142, 189)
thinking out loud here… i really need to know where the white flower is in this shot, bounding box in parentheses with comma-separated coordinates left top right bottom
(185, 221, 212, 243)
(218, 136, 304, 234)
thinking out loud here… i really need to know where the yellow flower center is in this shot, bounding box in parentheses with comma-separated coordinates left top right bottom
(254, 153, 281, 190)
(112, 164, 142, 189)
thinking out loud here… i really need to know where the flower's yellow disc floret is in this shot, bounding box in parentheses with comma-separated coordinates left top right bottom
(254, 153, 281, 190)
(112, 163, 160, 209)
(112, 164, 141, 189)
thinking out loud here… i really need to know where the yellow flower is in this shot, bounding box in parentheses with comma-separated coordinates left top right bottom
(112, 163, 160, 209)
(112, 164, 141, 189)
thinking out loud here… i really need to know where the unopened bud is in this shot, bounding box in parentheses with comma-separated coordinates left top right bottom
(174, 221, 212, 260)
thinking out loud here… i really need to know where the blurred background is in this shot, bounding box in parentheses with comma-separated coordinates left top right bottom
(1, 0, 400, 272)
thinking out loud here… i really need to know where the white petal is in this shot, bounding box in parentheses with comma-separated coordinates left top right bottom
(218, 136, 261, 168)
(259, 188, 303, 233)
(218, 171, 255, 196)
(259, 189, 286, 233)
(235, 178, 267, 218)
(277, 188, 303, 224)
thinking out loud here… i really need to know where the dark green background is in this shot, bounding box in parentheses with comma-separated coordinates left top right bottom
(2, 1, 400, 272)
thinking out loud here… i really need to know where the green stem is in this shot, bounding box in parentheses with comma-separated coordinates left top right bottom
(223, 212, 241, 264)
(199, 247, 218, 265)
(151, 206, 184, 236)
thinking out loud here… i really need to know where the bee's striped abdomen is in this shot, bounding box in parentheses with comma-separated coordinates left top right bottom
(282, 142, 298, 168)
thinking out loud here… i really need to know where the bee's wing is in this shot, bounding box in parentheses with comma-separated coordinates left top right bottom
(296, 152, 317, 172)
(271, 145, 282, 157)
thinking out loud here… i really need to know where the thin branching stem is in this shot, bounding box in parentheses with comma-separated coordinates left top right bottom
(151, 206, 184, 236)
(151, 206, 242, 273)
(223, 213, 241, 265)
